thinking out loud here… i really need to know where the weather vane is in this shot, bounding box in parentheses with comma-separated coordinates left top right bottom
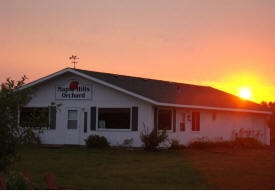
(69, 55, 79, 69)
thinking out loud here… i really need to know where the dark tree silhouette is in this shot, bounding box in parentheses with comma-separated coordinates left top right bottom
(0, 76, 33, 172)
(261, 101, 275, 145)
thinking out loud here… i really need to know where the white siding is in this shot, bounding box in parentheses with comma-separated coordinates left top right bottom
(171, 109, 270, 145)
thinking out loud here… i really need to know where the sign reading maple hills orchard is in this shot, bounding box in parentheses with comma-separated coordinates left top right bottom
(55, 80, 92, 100)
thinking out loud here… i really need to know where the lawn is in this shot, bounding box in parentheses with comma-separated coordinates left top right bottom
(9, 145, 209, 189)
(187, 148, 275, 189)
(5, 145, 275, 189)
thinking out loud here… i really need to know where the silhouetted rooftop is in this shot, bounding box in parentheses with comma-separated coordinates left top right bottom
(74, 68, 268, 112)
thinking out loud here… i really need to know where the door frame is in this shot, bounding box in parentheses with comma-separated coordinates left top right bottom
(65, 107, 81, 145)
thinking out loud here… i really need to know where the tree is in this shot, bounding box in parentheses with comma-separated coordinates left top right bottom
(261, 101, 275, 145)
(0, 76, 33, 172)
(261, 101, 275, 129)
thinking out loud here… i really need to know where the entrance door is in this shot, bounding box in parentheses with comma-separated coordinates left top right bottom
(65, 108, 81, 145)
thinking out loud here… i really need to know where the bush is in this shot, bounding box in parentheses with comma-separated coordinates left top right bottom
(20, 129, 41, 145)
(233, 137, 264, 148)
(188, 140, 231, 149)
(85, 135, 109, 148)
(140, 126, 168, 150)
(188, 137, 264, 149)
(5, 171, 29, 190)
(232, 128, 263, 140)
(169, 139, 185, 150)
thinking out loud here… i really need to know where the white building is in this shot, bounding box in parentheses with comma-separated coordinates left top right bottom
(18, 68, 271, 146)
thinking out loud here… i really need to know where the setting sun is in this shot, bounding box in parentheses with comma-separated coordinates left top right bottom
(239, 88, 251, 99)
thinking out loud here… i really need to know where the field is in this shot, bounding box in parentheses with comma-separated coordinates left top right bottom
(5, 145, 275, 189)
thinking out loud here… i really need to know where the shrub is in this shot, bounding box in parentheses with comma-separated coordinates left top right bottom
(140, 126, 168, 150)
(233, 137, 264, 148)
(85, 135, 110, 148)
(232, 128, 263, 140)
(5, 171, 29, 190)
(188, 137, 264, 149)
(188, 140, 231, 149)
(169, 139, 184, 150)
(20, 129, 41, 145)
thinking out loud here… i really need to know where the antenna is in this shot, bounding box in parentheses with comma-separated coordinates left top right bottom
(69, 55, 79, 69)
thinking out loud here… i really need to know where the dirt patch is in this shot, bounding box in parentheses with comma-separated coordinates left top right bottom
(187, 148, 275, 189)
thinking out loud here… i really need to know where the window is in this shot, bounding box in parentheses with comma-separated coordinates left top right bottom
(20, 107, 49, 127)
(158, 109, 172, 130)
(192, 112, 200, 131)
(68, 110, 78, 129)
(98, 108, 130, 129)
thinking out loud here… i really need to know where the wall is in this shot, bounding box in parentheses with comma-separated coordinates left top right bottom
(24, 71, 270, 147)
(25, 72, 154, 147)
(170, 109, 270, 145)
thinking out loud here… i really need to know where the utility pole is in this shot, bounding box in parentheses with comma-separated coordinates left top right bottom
(69, 55, 79, 69)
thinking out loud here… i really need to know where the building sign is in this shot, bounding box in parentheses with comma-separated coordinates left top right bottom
(56, 80, 92, 100)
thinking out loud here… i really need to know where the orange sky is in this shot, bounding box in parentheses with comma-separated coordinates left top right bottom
(1, 0, 274, 103)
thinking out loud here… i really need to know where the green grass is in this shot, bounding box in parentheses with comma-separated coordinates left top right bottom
(9, 145, 210, 189)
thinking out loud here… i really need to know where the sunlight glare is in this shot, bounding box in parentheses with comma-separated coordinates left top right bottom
(239, 88, 251, 99)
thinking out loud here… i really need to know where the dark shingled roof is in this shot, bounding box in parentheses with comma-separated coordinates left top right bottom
(75, 68, 268, 112)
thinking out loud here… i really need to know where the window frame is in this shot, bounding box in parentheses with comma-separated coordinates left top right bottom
(67, 109, 79, 130)
(97, 107, 132, 131)
(157, 108, 173, 131)
(19, 107, 50, 128)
